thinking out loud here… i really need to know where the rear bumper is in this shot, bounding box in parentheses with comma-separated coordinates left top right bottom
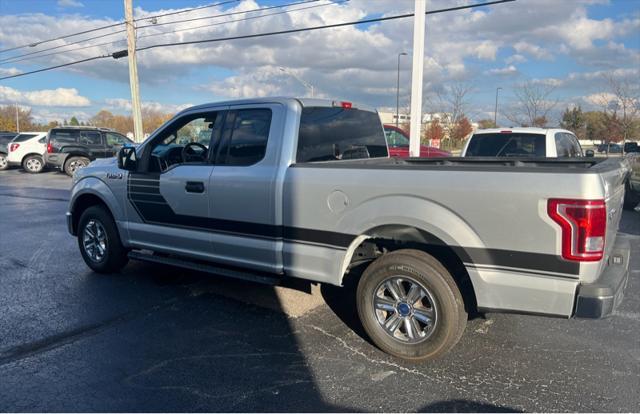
(573, 237, 630, 319)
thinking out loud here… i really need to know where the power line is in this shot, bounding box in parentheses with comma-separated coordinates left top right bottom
(0, 0, 516, 81)
(0, 0, 320, 65)
(0, 0, 240, 54)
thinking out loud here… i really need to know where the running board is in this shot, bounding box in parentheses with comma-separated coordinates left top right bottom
(128, 251, 281, 285)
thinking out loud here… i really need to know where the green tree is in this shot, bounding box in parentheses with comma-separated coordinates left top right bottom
(560, 106, 586, 140)
(69, 116, 80, 126)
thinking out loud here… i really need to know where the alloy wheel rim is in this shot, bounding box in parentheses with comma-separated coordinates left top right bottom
(82, 219, 107, 262)
(372, 276, 438, 344)
(0, 155, 6, 168)
(70, 160, 86, 173)
(26, 158, 41, 171)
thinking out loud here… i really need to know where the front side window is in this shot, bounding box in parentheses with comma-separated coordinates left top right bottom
(384, 129, 409, 147)
(217, 109, 272, 166)
(106, 132, 131, 146)
(148, 112, 223, 172)
(297, 107, 388, 163)
(80, 131, 102, 145)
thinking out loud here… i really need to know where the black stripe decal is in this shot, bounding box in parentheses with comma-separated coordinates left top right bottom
(126, 174, 579, 276)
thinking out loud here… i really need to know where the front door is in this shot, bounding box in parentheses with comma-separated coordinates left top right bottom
(124, 109, 225, 260)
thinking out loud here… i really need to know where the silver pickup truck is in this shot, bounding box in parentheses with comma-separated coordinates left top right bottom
(67, 98, 632, 361)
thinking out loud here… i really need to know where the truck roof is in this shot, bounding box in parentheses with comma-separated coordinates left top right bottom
(473, 127, 575, 135)
(178, 97, 377, 116)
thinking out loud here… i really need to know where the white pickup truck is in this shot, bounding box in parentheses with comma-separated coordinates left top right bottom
(66, 98, 632, 361)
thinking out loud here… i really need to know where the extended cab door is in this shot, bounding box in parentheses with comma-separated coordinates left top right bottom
(207, 103, 286, 274)
(124, 109, 225, 260)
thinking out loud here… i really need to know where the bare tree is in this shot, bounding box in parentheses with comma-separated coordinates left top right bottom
(597, 74, 640, 152)
(425, 82, 473, 140)
(506, 80, 558, 127)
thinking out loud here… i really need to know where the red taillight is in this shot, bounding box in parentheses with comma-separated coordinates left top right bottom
(547, 199, 606, 262)
(333, 101, 353, 109)
(500, 130, 512, 134)
(9, 143, 19, 152)
(47, 142, 53, 153)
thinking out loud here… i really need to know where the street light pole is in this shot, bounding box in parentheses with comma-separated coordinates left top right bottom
(124, 0, 144, 142)
(396, 52, 407, 129)
(494, 87, 502, 127)
(279, 67, 315, 98)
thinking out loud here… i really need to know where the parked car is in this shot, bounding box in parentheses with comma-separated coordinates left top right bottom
(0, 131, 18, 171)
(67, 98, 630, 361)
(624, 153, 640, 210)
(44, 126, 134, 176)
(597, 143, 623, 154)
(462, 128, 584, 157)
(623, 142, 639, 154)
(383, 124, 451, 158)
(6, 132, 48, 173)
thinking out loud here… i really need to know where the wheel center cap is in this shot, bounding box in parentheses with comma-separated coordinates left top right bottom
(397, 302, 411, 316)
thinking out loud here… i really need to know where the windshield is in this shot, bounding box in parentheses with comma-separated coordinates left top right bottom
(466, 133, 546, 157)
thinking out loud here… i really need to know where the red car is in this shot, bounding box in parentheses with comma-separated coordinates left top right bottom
(383, 124, 451, 158)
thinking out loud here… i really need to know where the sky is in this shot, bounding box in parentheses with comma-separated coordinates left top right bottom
(0, 0, 638, 125)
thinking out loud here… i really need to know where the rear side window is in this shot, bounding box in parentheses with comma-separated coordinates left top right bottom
(555, 133, 582, 157)
(218, 109, 272, 166)
(466, 133, 546, 157)
(297, 107, 388, 163)
(79, 131, 102, 145)
(12, 134, 37, 142)
(51, 130, 79, 143)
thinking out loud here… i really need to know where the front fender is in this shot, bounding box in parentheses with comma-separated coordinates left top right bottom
(69, 176, 124, 222)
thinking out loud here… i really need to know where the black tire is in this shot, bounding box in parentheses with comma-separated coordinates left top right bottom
(356, 249, 467, 361)
(77, 205, 129, 273)
(0, 153, 8, 171)
(22, 154, 45, 174)
(623, 182, 640, 211)
(64, 156, 90, 176)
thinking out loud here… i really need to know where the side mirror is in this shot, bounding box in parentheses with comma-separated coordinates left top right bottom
(118, 146, 137, 171)
(585, 149, 595, 158)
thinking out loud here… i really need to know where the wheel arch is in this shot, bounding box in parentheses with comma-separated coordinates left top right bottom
(341, 224, 479, 315)
(69, 178, 124, 241)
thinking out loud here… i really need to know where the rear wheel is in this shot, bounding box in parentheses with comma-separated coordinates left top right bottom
(356, 249, 467, 361)
(78, 206, 129, 273)
(64, 156, 90, 176)
(0, 153, 8, 170)
(22, 155, 44, 174)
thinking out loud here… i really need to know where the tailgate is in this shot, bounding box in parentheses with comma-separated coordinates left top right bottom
(597, 158, 630, 262)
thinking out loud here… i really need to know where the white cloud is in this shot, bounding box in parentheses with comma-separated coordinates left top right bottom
(104, 98, 192, 113)
(0, 67, 22, 77)
(0, 86, 91, 106)
(485, 65, 518, 76)
(513, 42, 553, 60)
(505, 54, 527, 64)
(57, 0, 84, 8)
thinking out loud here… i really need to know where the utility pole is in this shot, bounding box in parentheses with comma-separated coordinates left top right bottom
(409, 0, 426, 157)
(494, 87, 502, 127)
(124, 0, 143, 142)
(15, 103, 19, 133)
(396, 52, 407, 129)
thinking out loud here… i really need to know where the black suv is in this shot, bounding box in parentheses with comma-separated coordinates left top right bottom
(44, 127, 134, 176)
(0, 131, 18, 171)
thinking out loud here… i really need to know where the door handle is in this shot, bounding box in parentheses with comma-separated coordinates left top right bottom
(185, 181, 205, 193)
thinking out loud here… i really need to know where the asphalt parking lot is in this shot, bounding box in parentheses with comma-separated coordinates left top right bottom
(0, 169, 638, 412)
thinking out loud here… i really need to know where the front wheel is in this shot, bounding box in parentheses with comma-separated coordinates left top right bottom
(0, 153, 8, 170)
(78, 206, 129, 273)
(22, 155, 45, 174)
(64, 156, 90, 176)
(356, 249, 467, 361)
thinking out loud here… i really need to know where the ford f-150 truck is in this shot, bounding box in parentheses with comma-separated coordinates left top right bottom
(67, 98, 632, 361)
